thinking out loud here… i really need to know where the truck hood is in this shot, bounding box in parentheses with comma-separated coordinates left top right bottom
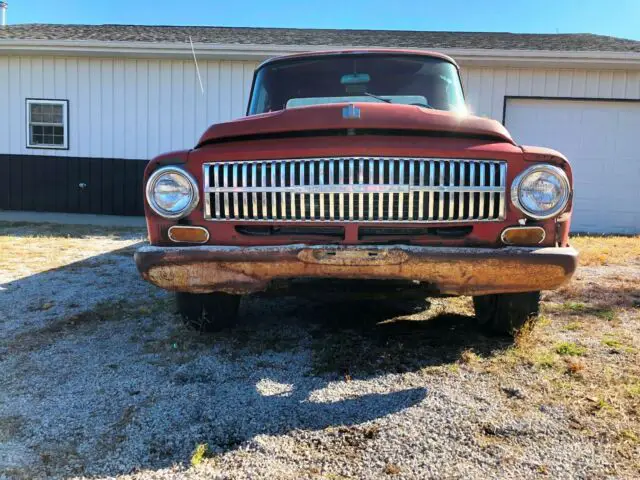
(196, 103, 515, 147)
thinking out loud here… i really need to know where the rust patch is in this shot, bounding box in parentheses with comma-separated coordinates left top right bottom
(136, 245, 578, 296)
(298, 248, 409, 266)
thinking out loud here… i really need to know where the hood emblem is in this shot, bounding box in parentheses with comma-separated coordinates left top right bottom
(342, 104, 361, 119)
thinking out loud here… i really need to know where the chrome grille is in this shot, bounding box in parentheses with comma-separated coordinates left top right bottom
(203, 158, 507, 223)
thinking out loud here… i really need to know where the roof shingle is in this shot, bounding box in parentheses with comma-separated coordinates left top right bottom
(1, 24, 640, 52)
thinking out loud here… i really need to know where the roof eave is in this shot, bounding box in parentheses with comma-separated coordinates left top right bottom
(1, 39, 640, 69)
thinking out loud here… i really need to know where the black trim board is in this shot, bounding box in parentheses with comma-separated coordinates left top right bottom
(0, 154, 148, 216)
(502, 96, 640, 125)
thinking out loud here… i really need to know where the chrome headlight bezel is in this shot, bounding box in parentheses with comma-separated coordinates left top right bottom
(145, 166, 200, 219)
(511, 164, 571, 220)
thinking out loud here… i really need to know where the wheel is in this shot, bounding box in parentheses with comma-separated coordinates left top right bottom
(473, 291, 540, 336)
(176, 292, 241, 332)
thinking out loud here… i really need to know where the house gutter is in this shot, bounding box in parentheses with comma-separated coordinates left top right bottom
(1, 39, 640, 69)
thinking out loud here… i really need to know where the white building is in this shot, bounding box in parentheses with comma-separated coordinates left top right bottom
(0, 24, 639, 232)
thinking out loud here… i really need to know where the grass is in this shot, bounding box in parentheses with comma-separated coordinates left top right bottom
(532, 351, 557, 368)
(601, 333, 637, 354)
(571, 234, 640, 266)
(554, 302, 619, 322)
(564, 322, 583, 331)
(482, 237, 640, 474)
(594, 308, 618, 322)
(561, 302, 587, 312)
(0, 221, 146, 281)
(555, 342, 588, 356)
(620, 430, 639, 443)
(190, 443, 210, 466)
(627, 383, 640, 398)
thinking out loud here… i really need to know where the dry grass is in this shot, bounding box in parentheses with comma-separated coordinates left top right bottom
(0, 221, 146, 281)
(572, 234, 640, 266)
(481, 242, 640, 477)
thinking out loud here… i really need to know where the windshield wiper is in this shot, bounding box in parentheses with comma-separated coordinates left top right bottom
(410, 101, 435, 109)
(363, 92, 392, 103)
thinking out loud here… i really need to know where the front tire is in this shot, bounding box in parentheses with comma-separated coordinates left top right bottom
(176, 292, 241, 332)
(473, 292, 540, 336)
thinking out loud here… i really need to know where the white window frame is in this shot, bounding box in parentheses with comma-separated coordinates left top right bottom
(26, 99, 69, 150)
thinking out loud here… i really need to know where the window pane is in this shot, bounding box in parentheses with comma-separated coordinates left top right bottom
(31, 128, 43, 144)
(28, 101, 66, 147)
(31, 112, 43, 123)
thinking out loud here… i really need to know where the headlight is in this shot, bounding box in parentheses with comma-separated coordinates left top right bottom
(146, 166, 199, 219)
(511, 164, 570, 219)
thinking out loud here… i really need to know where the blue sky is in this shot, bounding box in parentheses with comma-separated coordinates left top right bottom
(7, 0, 640, 40)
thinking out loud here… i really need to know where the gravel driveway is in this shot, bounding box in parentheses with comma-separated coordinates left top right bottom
(1, 223, 639, 479)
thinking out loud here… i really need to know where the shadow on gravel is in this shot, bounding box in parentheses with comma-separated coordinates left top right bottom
(303, 297, 510, 376)
(1, 238, 511, 479)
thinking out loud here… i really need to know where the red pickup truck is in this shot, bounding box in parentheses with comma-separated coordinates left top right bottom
(135, 50, 577, 336)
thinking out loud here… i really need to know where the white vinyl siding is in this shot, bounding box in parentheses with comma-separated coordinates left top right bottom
(0, 55, 639, 160)
(0, 56, 260, 160)
(460, 67, 640, 121)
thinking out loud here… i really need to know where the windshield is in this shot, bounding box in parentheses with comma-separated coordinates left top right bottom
(248, 54, 466, 115)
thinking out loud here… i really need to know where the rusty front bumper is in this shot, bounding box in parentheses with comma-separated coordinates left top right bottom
(134, 244, 578, 295)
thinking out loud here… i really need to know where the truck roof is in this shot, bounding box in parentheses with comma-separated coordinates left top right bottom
(256, 49, 459, 71)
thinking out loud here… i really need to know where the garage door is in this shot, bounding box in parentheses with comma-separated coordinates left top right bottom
(504, 98, 640, 234)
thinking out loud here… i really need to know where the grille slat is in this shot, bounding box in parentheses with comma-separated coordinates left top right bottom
(408, 161, 415, 220)
(499, 162, 507, 219)
(280, 161, 286, 219)
(269, 162, 278, 219)
(398, 161, 405, 221)
(319, 160, 325, 220)
(232, 164, 239, 219)
(427, 161, 434, 220)
(438, 160, 445, 221)
(377, 160, 384, 220)
(338, 160, 345, 220)
(204, 157, 507, 223)
(300, 161, 306, 220)
(242, 164, 248, 218)
(358, 159, 365, 221)
(289, 161, 296, 220)
(223, 164, 230, 219)
(489, 163, 496, 219)
(329, 160, 335, 220)
(261, 163, 267, 219)
(458, 161, 465, 220)
(468, 162, 475, 220)
(479, 163, 486, 219)
(251, 163, 258, 218)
